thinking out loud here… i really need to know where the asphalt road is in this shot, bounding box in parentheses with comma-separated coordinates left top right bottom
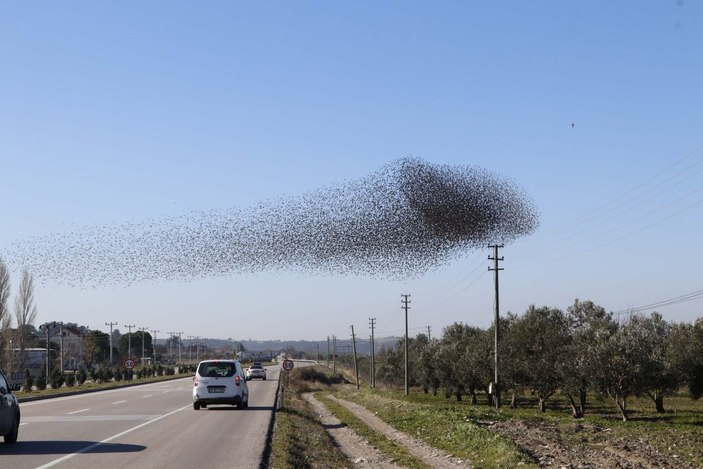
(0, 364, 281, 469)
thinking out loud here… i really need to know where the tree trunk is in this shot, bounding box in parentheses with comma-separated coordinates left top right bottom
(444, 388, 451, 399)
(423, 386, 428, 394)
(567, 394, 584, 418)
(610, 393, 629, 422)
(647, 391, 666, 413)
(469, 389, 477, 405)
(510, 392, 517, 409)
(455, 389, 462, 402)
(579, 388, 587, 416)
(539, 397, 547, 413)
(432, 387, 438, 396)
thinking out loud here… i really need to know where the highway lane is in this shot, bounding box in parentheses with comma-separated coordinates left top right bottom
(0, 364, 281, 469)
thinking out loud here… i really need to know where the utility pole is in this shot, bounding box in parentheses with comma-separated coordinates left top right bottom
(167, 332, 175, 360)
(139, 327, 149, 365)
(59, 322, 64, 373)
(351, 325, 359, 390)
(326, 336, 330, 367)
(426, 325, 431, 342)
(106, 322, 118, 365)
(124, 324, 135, 359)
(332, 335, 336, 373)
(369, 318, 376, 388)
(488, 244, 504, 410)
(177, 332, 184, 363)
(187, 335, 194, 361)
(401, 294, 411, 395)
(151, 329, 160, 364)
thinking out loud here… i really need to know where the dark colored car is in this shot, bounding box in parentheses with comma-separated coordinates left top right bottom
(0, 370, 20, 444)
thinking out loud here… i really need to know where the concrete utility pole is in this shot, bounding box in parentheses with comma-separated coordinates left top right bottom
(167, 332, 176, 360)
(139, 327, 149, 364)
(351, 325, 359, 390)
(426, 325, 431, 342)
(124, 324, 136, 359)
(401, 294, 411, 395)
(105, 322, 117, 365)
(187, 335, 194, 361)
(488, 244, 504, 410)
(151, 330, 159, 364)
(58, 322, 64, 373)
(369, 318, 376, 388)
(327, 336, 330, 367)
(332, 335, 336, 373)
(177, 332, 184, 363)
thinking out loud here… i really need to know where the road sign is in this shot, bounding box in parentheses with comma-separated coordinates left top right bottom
(124, 358, 136, 370)
(282, 359, 294, 371)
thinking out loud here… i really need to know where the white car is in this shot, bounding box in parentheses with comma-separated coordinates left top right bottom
(193, 360, 249, 410)
(246, 362, 267, 380)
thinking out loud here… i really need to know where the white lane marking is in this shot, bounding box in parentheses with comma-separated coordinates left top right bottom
(141, 394, 153, 398)
(24, 415, 161, 423)
(68, 408, 90, 415)
(35, 404, 190, 469)
(112, 400, 127, 405)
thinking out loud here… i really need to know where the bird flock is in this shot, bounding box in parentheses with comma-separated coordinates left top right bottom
(7, 158, 539, 286)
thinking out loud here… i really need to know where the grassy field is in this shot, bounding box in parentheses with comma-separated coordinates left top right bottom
(334, 386, 703, 468)
(268, 368, 350, 468)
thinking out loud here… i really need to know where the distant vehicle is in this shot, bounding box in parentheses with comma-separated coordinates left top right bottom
(193, 360, 249, 410)
(246, 362, 267, 380)
(0, 370, 20, 444)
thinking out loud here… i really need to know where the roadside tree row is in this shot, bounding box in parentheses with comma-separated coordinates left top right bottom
(375, 299, 703, 421)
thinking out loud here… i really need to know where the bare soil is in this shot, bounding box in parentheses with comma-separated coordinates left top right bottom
(490, 418, 703, 469)
(310, 391, 703, 469)
(303, 393, 405, 469)
(326, 395, 472, 469)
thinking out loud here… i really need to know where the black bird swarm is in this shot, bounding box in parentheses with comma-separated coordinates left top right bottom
(7, 158, 539, 285)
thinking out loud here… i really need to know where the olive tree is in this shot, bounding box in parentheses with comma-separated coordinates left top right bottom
(562, 299, 615, 418)
(509, 305, 570, 412)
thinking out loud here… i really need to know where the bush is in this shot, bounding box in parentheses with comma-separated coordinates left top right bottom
(23, 368, 34, 392)
(50, 369, 65, 389)
(65, 374, 76, 387)
(76, 369, 87, 385)
(298, 367, 345, 385)
(114, 369, 123, 382)
(36, 373, 47, 391)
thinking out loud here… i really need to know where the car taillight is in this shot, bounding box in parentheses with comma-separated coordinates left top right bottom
(235, 375, 241, 386)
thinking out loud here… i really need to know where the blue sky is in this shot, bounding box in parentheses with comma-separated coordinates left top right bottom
(1, 1, 701, 341)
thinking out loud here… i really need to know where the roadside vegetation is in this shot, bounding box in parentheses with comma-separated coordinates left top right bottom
(269, 367, 349, 468)
(14, 364, 195, 400)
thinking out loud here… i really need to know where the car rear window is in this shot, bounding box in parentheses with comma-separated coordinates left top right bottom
(198, 362, 237, 377)
(250, 364, 262, 369)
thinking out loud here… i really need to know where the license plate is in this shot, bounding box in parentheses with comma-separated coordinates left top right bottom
(208, 387, 225, 393)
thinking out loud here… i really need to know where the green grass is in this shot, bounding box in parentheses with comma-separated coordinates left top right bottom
(268, 368, 351, 468)
(334, 388, 539, 469)
(319, 392, 433, 469)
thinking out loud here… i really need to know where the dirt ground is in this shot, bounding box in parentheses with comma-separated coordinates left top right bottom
(491, 418, 703, 469)
(308, 392, 472, 468)
(309, 391, 703, 469)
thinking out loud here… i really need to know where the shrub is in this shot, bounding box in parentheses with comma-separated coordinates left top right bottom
(65, 374, 76, 387)
(76, 369, 87, 385)
(23, 368, 34, 392)
(36, 373, 47, 391)
(50, 369, 65, 389)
